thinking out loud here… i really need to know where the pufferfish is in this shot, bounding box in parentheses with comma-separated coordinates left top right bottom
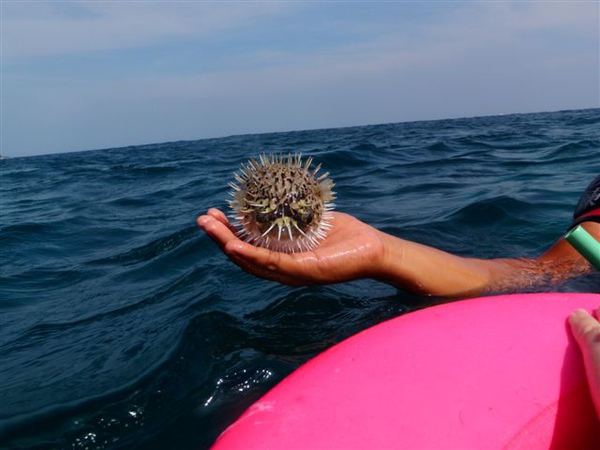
(228, 153, 336, 253)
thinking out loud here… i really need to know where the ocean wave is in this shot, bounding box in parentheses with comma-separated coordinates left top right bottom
(89, 226, 198, 267)
(2, 108, 599, 449)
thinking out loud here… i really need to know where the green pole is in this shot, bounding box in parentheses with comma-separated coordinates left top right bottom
(565, 225, 600, 271)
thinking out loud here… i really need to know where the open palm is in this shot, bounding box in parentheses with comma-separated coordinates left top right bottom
(197, 208, 385, 286)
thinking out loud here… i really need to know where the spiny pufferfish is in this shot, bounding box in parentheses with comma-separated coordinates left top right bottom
(228, 153, 336, 253)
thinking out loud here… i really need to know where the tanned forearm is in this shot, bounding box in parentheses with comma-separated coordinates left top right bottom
(374, 231, 514, 297)
(373, 226, 597, 298)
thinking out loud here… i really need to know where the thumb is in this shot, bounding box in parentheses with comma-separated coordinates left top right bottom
(569, 309, 600, 345)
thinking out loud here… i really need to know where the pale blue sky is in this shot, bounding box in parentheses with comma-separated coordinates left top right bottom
(2, 1, 599, 157)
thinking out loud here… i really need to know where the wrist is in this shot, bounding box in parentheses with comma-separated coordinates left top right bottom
(372, 231, 416, 290)
(371, 230, 496, 297)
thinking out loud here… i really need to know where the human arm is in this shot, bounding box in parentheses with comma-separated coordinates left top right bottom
(378, 221, 600, 295)
(197, 208, 388, 287)
(198, 208, 595, 297)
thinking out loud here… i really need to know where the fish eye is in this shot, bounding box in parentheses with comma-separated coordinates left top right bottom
(293, 208, 313, 226)
(254, 209, 275, 223)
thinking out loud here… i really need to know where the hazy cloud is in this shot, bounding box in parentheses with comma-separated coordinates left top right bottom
(2, 1, 598, 156)
(3, 1, 293, 60)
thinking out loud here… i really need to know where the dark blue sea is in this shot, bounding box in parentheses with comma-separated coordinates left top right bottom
(1, 109, 599, 449)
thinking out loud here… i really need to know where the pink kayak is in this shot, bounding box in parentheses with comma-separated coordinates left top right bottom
(213, 293, 600, 449)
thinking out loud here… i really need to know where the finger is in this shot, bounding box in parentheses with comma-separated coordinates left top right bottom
(226, 239, 286, 272)
(198, 208, 238, 234)
(569, 309, 600, 344)
(206, 208, 229, 224)
(224, 240, 316, 285)
(197, 218, 290, 283)
(197, 214, 239, 251)
(221, 240, 297, 285)
(226, 239, 318, 274)
(215, 209, 239, 235)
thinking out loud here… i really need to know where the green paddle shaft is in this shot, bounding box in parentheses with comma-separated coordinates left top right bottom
(565, 225, 600, 271)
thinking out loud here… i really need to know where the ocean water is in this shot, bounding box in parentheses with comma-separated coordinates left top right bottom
(1, 108, 599, 449)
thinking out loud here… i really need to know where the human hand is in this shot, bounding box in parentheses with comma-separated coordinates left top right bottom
(569, 307, 600, 419)
(197, 208, 386, 286)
